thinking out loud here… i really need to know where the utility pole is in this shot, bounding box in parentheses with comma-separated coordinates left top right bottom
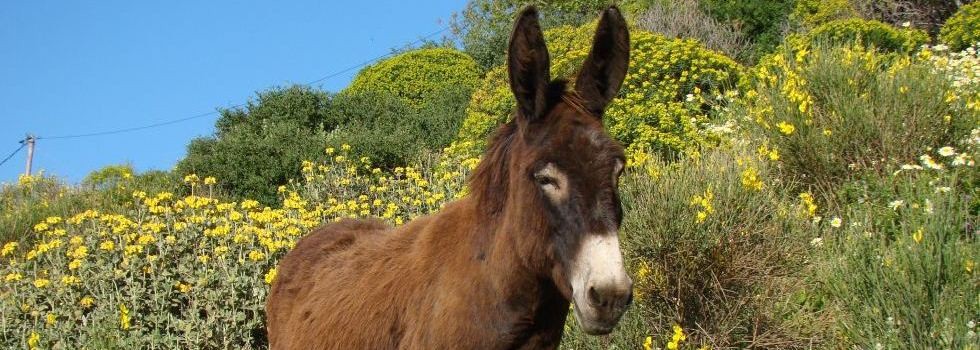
(22, 134, 35, 176)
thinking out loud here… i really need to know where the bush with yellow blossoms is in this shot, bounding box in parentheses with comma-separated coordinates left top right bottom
(939, 2, 980, 52)
(750, 43, 977, 197)
(446, 22, 746, 170)
(560, 144, 814, 349)
(0, 180, 325, 348)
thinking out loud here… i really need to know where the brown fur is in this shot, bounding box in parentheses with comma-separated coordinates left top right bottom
(266, 6, 631, 349)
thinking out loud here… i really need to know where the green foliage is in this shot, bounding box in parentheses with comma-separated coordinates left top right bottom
(814, 148, 978, 348)
(790, 0, 857, 29)
(448, 24, 745, 168)
(798, 18, 930, 54)
(940, 2, 980, 51)
(750, 44, 976, 197)
(561, 145, 815, 348)
(177, 85, 332, 205)
(450, 0, 649, 70)
(345, 48, 481, 110)
(699, 0, 796, 62)
(325, 86, 471, 169)
(1, 168, 183, 245)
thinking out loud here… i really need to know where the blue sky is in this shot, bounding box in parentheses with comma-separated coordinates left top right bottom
(0, 0, 466, 184)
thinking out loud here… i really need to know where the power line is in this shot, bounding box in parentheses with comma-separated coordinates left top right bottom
(38, 26, 451, 141)
(0, 142, 26, 168)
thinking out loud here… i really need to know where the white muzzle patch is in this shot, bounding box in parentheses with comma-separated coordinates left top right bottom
(568, 231, 632, 334)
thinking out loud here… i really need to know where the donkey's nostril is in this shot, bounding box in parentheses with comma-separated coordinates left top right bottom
(588, 285, 602, 306)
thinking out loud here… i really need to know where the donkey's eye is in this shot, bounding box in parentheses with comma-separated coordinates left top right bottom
(535, 175, 557, 187)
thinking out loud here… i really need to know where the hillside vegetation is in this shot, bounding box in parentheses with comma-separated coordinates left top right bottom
(1, 1, 977, 349)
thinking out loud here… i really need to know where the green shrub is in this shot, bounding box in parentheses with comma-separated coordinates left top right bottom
(749, 44, 975, 198)
(325, 86, 471, 169)
(1, 168, 183, 245)
(0, 146, 474, 349)
(939, 2, 980, 51)
(637, 0, 749, 60)
(450, 0, 650, 70)
(345, 47, 481, 110)
(447, 24, 745, 169)
(790, 0, 858, 29)
(177, 86, 332, 205)
(798, 18, 929, 54)
(561, 145, 816, 349)
(699, 0, 795, 62)
(813, 141, 978, 348)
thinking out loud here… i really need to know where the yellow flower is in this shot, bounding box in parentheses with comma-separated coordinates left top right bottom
(912, 227, 924, 244)
(45, 313, 57, 325)
(965, 259, 975, 273)
(5, 273, 22, 282)
(33, 278, 50, 289)
(1, 242, 17, 256)
(776, 121, 796, 135)
(61, 275, 81, 286)
(183, 174, 199, 184)
(27, 332, 39, 349)
(119, 304, 131, 330)
(265, 267, 278, 285)
(68, 259, 83, 270)
(740, 166, 764, 191)
(643, 336, 653, 350)
(176, 282, 192, 293)
(80, 296, 95, 309)
(203, 176, 217, 185)
(248, 250, 266, 261)
(99, 240, 115, 251)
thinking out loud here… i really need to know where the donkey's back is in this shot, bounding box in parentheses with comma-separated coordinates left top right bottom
(265, 219, 390, 348)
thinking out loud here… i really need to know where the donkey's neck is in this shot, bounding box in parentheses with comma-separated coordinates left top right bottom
(465, 198, 571, 347)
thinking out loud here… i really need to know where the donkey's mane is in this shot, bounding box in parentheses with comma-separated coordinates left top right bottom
(468, 80, 571, 215)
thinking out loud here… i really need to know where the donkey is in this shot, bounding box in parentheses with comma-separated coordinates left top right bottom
(266, 6, 632, 349)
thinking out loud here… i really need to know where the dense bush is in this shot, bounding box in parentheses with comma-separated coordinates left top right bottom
(637, 0, 748, 59)
(699, 0, 796, 62)
(750, 44, 977, 198)
(344, 47, 481, 110)
(450, 0, 649, 70)
(562, 145, 816, 349)
(940, 2, 980, 51)
(0, 146, 473, 349)
(803, 18, 929, 54)
(447, 24, 745, 168)
(1, 168, 182, 245)
(790, 0, 858, 29)
(177, 86, 332, 205)
(814, 146, 978, 348)
(324, 86, 471, 169)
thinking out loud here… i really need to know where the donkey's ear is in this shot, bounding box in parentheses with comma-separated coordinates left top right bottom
(508, 6, 551, 124)
(575, 6, 629, 115)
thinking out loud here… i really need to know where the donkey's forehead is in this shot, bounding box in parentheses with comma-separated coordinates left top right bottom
(536, 100, 624, 161)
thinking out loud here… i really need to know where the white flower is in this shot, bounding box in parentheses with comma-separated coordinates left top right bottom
(952, 153, 969, 166)
(938, 146, 956, 157)
(810, 237, 823, 247)
(830, 217, 842, 228)
(812, 216, 822, 224)
(924, 199, 933, 214)
(935, 186, 952, 193)
(685, 94, 695, 102)
(901, 21, 911, 28)
(900, 164, 923, 171)
(920, 154, 944, 170)
(934, 44, 949, 52)
(889, 200, 905, 210)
